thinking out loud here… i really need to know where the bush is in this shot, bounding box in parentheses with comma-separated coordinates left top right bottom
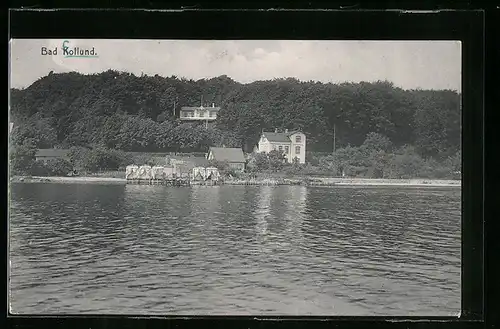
(318, 155, 340, 175)
(10, 140, 37, 175)
(68, 146, 91, 170)
(30, 160, 51, 176)
(251, 152, 269, 172)
(76, 147, 128, 172)
(29, 158, 73, 176)
(386, 146, 424, 179)
(45, 158, 73, 176)
(268, 150, 286, 172)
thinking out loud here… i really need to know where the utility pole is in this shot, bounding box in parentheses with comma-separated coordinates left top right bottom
(333, 123, 336, 154)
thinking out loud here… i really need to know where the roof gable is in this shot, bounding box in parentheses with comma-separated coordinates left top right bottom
(287, 130, 303, 136)
(209, 147, 245, 163)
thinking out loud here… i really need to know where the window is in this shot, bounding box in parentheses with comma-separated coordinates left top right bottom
(285, 146, 289, 153)
(295, 135, 302, 143)
(273, 145, 277, 150)
(295, 146, 301, 154)
(278, 146, 283, 152)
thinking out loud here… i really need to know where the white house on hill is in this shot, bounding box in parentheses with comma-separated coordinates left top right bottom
(179, 104, 220, 122)
(254, 129, 306, 164)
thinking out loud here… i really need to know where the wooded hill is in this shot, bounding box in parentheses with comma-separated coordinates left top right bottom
(10, 70, 461, 160)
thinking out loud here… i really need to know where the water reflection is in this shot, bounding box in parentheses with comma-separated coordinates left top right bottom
(254, 186, 272, 241)
(281, 185, 308, 234)
(9, 183, 461, 316)
(191, 185, 221, 217)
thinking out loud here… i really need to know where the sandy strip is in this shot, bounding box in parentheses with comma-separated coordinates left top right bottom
(11, 176, 461, 187)
(312, 178, 461, 187)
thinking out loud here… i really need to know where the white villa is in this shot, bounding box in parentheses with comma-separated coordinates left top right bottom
(254, 129, 306, 164)
(179, 103, 220, 122)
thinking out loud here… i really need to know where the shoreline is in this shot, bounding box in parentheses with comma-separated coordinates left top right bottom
(10, 176, 461, 187)
(11, 176, 127, 184)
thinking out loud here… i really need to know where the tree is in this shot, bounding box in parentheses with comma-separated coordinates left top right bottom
(268, 150, 286, 172)
(246, 152, 269, 172)
(10, 139, 37, 175)
(333, 145, 367, 177)
(10, 114, 57, 148)
(43, 158, 73, 176)
(10, 71, 461, 159)
(360, 132, 393, 153)
(386, 145, 425, 179)
(445, 150, 461, 173)
(206, 128, 241, 148)
(80, 147, 126, 172)
(359, 133, 393, 178)
(318, 155, 340, 175)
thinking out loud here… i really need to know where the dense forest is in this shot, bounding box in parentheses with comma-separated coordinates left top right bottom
(9, 70, 461, 179)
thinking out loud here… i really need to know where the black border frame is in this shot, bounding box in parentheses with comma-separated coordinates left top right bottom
(5, 8, 485, 329)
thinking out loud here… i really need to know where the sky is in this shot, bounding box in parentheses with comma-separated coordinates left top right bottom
(9, 39, 461, 91)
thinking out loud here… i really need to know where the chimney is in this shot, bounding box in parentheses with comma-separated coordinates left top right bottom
(212, 103, 215, 108)
(275, 128, 278, 133)
(285, 129, 288, 133)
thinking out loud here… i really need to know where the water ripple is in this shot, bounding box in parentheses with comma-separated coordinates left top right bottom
(9, 183, 460, 316)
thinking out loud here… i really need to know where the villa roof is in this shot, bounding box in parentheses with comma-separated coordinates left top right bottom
(261, 129, 302, 143)
(209, 147, 246, 163)
(181, 106, 221, 111)
(35, 149, 71, 158)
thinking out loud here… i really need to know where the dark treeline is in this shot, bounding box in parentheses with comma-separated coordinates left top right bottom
(10, 69, 460, 162)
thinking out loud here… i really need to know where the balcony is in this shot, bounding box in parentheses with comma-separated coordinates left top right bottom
(180, 111, 218, 121)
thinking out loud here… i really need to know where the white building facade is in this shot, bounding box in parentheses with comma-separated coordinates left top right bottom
(179, 104, 220, 122)
(254, 129, 306, 164)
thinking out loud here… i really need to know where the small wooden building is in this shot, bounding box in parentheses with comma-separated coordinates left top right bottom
(207, 147, 246, 172)
(35, 149, 71, 163)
